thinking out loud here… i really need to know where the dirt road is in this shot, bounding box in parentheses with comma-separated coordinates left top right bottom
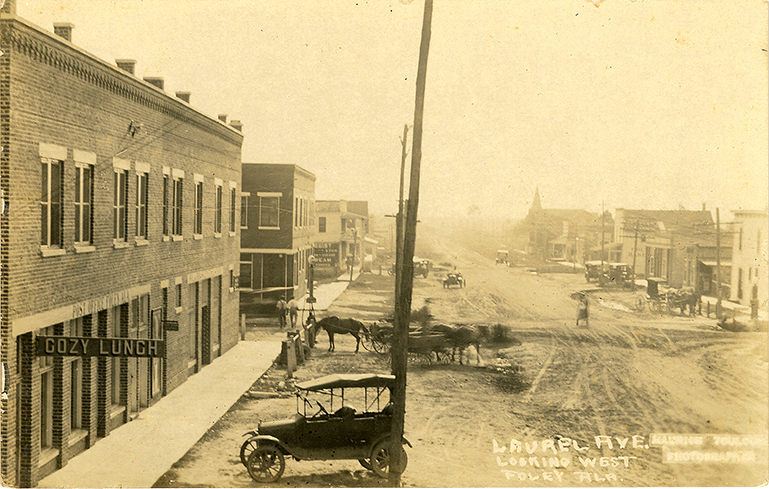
(155, 233, 767, 487)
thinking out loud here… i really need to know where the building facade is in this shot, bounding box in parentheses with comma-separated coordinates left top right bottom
(1, 7, 243, 486)
(239, 164, 316, 316)
(314, 200, 370, 275)
(729, 210, 768, 309)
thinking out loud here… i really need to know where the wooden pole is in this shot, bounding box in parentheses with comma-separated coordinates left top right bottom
(390, 0, 433, 485)
(395, 124, 410, 313)
(716, 208, 722, 318)
(631, 220, 639, 292)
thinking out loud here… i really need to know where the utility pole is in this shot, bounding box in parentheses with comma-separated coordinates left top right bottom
(391, 0, 433, 485)
(631, 220, 639, 292)
(600, 201, 605, 286)
(716, 208, 722, 318)
(394, 124, 410, 313)
(350, 228, 357, 282)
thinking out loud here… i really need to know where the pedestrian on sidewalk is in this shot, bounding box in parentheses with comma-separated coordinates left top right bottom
(288, 297, 299, 329)
(276, 296, 288, 329)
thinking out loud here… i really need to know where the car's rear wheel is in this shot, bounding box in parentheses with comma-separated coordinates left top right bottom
(240, 435, 259, 466)
(246, 445, 285, 483)
(358, 458, 372, 470)
(370, 440, 408, 478)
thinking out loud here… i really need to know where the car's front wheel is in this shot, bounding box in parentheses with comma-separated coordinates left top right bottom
(358, 458, 372, 470)
(246, 445, 286, 483)
(370, 440, 408, 478)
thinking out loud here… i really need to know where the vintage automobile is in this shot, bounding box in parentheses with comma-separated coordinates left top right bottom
(606, 263, 635, 288)
(240, 373, 410, 482)
(443, 272, 465, 288)
(496, 250, 509, 265)
(584, 261, 604, 283)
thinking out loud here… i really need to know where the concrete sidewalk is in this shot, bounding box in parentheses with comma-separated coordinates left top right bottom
(38, 340, 282, 489)
(296, 268, 361, 312)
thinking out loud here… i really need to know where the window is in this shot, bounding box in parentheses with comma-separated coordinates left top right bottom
(319, 216, 326, 233)
(136, 171, 148, 240)
(739, 227, 743, 251)
(113, 170, 128, 241)
(163, 174, 169, 236)
(69, 318, 84, 430)
(259, 195, 280, 228)
(294, 197, 299, 227)
(172, 176, 183, 236)
(39, 325, 56, 449)
(240, 254, 252, 289)
(194, 179, 203, 235)
(74, 164, 93, 244)
(230, 269, 235, 290)
(229, 187, 237, 233)
(175, 283, 182, 308)
(214, 183, 223, 235)
(240, 195, 249, 228)
(41, 158, 63, 248)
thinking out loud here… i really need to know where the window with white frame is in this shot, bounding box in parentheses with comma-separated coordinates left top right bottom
(194, 176, 204, 236)
(172, 174, 183, 236)
(162, 172, 169, 236)
(113, 169, 128, 241)
(41, 157, 63, 248)
(136, 167, 148, 240)
(74, 163, 93, 244)
(240, 254, 252, 289)
(294, 197, 299, 227)
(258, 193, 280, 228)
(214, 181, 223, 235)
(240, 194, 249, 228)
(229, 186, 237, 233)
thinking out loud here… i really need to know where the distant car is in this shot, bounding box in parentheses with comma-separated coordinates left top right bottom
(584, 261, 604, 283)
(443, 272, 465, 288)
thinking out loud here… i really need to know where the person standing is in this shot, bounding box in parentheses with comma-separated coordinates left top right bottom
(288, 297, 299, 329)
(276, 296, 288, 329)
(576, 293, 589, 328)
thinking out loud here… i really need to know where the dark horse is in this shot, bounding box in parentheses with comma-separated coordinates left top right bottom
(309, 316, 368, 352)
(427, 323, 487, 364)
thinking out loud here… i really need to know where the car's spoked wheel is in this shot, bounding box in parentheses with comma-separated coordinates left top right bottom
(358, 458, 373, 470)
(370, 440, 408, 478)
(246, 446, 286, 483)
(240, 436, 259, 466)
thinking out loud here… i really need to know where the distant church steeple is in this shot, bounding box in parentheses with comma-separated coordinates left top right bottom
(532, 187, 542, 211)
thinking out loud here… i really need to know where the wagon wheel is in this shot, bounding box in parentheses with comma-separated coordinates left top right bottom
(634, 295, 646, 312)
(370, 439, 408, 478)
(371, 335, 390, 355)
(239, 435, 259, 466)
(246, 445, 286, 483)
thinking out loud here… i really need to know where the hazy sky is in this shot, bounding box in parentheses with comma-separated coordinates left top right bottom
(18, 0, 768, 219)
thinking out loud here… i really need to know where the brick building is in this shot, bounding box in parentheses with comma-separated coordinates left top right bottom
(1, 5, 243, 486)
(239, 163, 316, 316)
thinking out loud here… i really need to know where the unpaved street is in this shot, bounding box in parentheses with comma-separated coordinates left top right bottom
(155, 229, 768, 488)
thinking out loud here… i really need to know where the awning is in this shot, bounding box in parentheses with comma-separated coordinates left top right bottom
(296, 374, 396, 391)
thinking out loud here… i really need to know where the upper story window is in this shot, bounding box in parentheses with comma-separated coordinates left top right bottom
(172, 170, 184, 237)
(319, 216, 327, 233)
(229, 185, 237, 233)
(135, 163, 149, 241)
(162, 170, 170, 237)
(113, 158, 130, 243)
(194, 175, 204, 236)
(41, 157, 63, 249)
(240, 194, 249, 229)
(214, 180, 223, 235)
(74, 151, 95, 246)
(258, 192, 281, 229)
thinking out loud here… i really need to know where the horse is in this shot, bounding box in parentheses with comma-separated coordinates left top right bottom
(309, 316, 368, 352)
(426, 324, 487, 365)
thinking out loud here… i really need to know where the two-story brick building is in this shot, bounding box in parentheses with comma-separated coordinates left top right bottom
(239, 164, 315, 316)
(0, 5, 243, 486)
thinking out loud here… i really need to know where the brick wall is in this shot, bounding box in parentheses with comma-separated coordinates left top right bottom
(2, 16, 243, 487)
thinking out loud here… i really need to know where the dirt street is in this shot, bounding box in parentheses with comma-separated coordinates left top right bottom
(155, 234, 768, 488)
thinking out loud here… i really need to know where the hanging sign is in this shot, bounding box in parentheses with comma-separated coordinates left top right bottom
(35, 336, 165, 358)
